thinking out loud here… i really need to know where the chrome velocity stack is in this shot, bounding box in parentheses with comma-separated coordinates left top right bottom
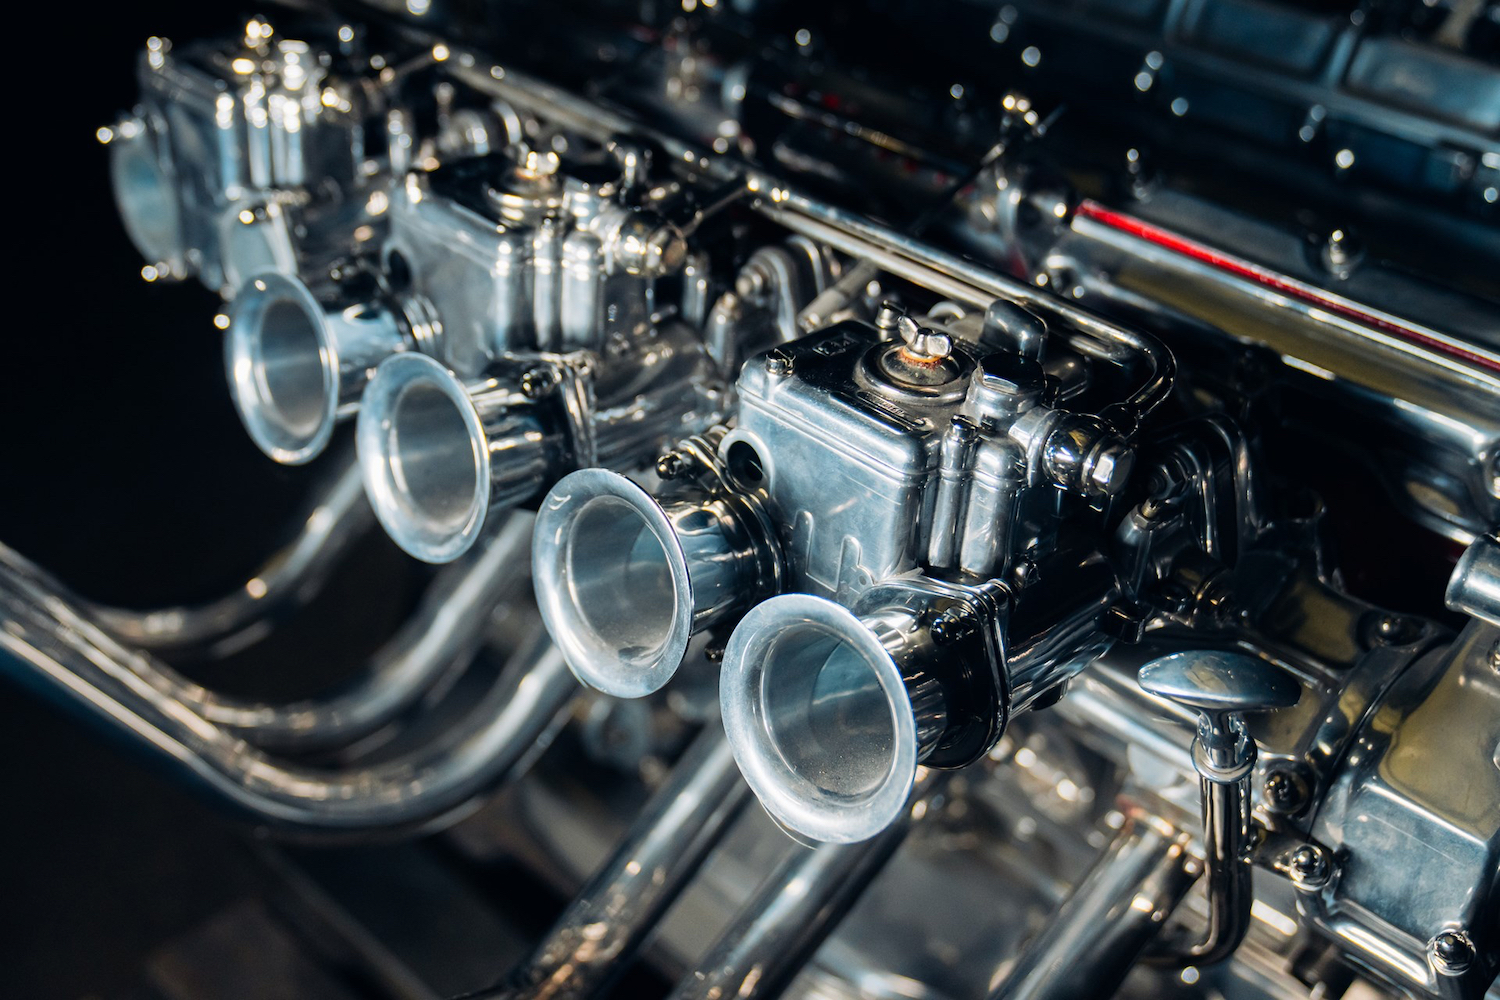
(225, 271, 420, 465)
(719, 581, 1008, 844)
(531, 459, 782, 698)
(357, 353, 562, 564)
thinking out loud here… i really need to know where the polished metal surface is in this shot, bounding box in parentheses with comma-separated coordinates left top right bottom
(357, 352, 557, 563)
(226, 271, 414, 464)
(53, 7, 1500, 1000)
(26, 454, 374, 655)
(720, 594, 929, 845)
(104, 23, 387, 292)
(987, 811, 1199, 1000)
(532, 464, 781, 699)
(1307, 621, 1500, 999)
(665, 770, 945, 1000)
(1447, 534, 1500, 628)
(491, 724, 750, 1000)
(0, 545, 577, 832)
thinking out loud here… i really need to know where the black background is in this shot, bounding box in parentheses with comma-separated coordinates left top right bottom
(2, 5, 420, 996)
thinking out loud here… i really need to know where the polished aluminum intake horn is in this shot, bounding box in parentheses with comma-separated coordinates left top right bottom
(106, 112, 185, 279)
(226, 272, 417, 465)
(532, 467, 781, 698)
(720, 582, 1006, 844)
(357, 353, 558, 563)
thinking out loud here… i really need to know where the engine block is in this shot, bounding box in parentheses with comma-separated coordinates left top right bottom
(5, 3, 1499, 1000)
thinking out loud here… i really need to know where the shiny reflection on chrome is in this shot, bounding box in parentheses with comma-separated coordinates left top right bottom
(357, 353, 491, 563)
(532, 469, 695, 699)
(720, 593, 920, 844)
(106, 114, 184, 276)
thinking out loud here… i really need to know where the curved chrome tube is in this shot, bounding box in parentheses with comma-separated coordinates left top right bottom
(0, 562, 577, 834)
(487, 724, 750, 1000)
(664, 768, 945, 1000)
(2, 455, 373, 656)
(0, 512, 534, 753)
(988, 811, 1199, 1000)
(1137, 651, 1299, 966)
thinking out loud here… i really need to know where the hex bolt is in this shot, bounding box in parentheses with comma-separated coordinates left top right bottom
(1429, 929, 1474, 976)
(656, 451, 687, 480)
(1287, 845, 1330, 891)
(520, 366, 560, 399)
(1488, 638, 1499, 674)
(1262, 767, 1309, 815)
(1086, 441, 1135, 497)
(764, 348, 794, 378)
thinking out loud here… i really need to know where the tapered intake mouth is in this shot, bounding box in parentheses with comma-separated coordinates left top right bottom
(720, 594, 920, 844)
(107, 114, 184, 275)
(532, 470, 695, 699)
(356, 353, 491, 564)
(226, 273, 341, 465)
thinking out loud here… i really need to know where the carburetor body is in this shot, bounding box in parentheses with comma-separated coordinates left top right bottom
(385, 150, 684, 375)
(107, 24, 380, 290)
(534, 305, 1135, 841)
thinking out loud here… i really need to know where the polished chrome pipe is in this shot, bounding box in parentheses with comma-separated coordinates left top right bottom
(482, 724, 750, 1000)
(357, 353, 561, 564)
(2, 453, 373, 656)
(987, 810, 1199, 1000)
(0, 577, 577, 832)
(664, 768, 944, 1000)
(162, 512, 534, 752)
(532, 468, 781, 698)
(225, 272, 417, 465)
(0, 513, 532, 754)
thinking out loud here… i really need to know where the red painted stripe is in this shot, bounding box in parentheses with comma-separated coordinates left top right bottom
(1073, 200, 1500, 376)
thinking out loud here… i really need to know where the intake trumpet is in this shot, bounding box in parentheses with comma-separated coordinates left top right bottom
(530, 439, 783, 697)
(356, 353, 564, 563)
(225, 270, 435, 464)
(720, 549, 1121, 843)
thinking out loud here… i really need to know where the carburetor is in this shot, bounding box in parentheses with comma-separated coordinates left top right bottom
(532, 300, 1132, 841)
(103, 19, 386, 292)
(335, 145, 721, 564)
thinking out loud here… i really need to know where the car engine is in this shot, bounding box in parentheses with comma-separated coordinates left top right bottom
(3, 2, 1497, 999)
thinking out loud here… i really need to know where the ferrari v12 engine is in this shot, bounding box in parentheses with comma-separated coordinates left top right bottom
(5, 3, 1498, 1000)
